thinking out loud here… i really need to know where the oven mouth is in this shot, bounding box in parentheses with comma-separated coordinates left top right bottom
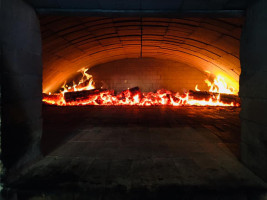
(41, 17, 241, 108)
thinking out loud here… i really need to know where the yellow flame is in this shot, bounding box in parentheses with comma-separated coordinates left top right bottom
(195, 85, 200, 91)
(60, 68, 95, 94)
(205, 75, 237, 95)
(43, 71, 239, 107)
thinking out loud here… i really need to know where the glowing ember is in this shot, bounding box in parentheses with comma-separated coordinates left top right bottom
(42, 88, 239, 107)
(43, 70, 240, 107)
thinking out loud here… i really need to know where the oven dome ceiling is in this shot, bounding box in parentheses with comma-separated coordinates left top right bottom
(41, 17, 243, 93)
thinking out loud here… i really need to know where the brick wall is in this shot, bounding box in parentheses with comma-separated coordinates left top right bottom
(88, 58, 209, 93)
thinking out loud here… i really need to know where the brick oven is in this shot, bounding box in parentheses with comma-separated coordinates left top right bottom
(1, 0, 267, 199)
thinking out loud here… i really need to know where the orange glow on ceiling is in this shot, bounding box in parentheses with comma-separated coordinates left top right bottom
(41, 17, 242, 93)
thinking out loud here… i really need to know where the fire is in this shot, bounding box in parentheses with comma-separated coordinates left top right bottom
(204, 75, 237, 95)
(195, 85, 200, 91)
(60, 68, 95, 94)
(42, 88, 239, 107)
(42, 71, 240, 107)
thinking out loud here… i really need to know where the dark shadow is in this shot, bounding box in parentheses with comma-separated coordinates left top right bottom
(41, 105, 241, 157)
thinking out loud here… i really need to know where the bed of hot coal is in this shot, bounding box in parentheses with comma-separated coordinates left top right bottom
(42, 87, 240, 106)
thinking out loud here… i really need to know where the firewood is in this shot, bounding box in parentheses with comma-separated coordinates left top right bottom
(117, 87, 142, 99)
(42, 93, 62, 101)
(64, 89, 109, 102)
(189, 90, 240, 104)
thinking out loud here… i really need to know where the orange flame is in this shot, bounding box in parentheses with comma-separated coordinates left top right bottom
(60, 68, 95, 94)
(43, 72, 239, 107)
(204, 75, 237, 95)
(195, 85, 200, 91)
(43, 90, 239, 107)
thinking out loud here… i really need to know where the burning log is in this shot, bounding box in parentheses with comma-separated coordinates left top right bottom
(43, 69, 240, 107)
(117, 87, 142, 99)
(42, 93, 63, 103)
(189, 90, 240, 105)
(64, 89, 110, 103)
(42, 88, 240, 107)
(219, 93, 240, 105)
(127, 87, 141, 95)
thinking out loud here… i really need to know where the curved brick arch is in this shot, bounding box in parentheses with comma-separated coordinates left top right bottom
(41, 17, 243, 93)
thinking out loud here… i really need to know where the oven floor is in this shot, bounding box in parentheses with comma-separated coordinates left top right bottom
(11, 106, 267, 199)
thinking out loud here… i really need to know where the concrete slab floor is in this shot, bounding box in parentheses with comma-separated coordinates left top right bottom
(8, 106, 267, 199)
